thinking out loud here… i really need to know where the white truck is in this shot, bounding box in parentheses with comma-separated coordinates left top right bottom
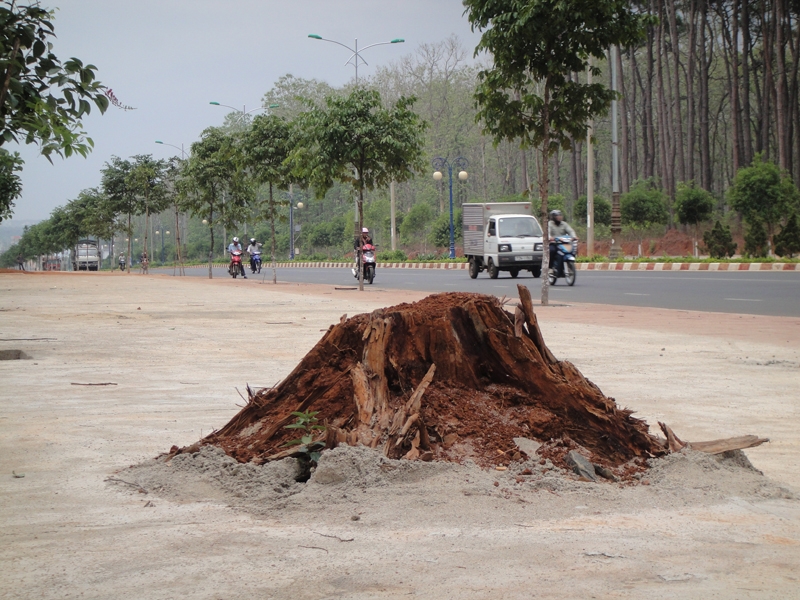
(463, 202, 544, 279)
(72, 239, 100, 271)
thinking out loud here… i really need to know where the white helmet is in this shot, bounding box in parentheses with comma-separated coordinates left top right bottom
(233, 237, 239, 243)
(361, 228, 369, 233)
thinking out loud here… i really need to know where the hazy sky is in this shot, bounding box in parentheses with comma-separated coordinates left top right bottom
(9, 0, 481, 222)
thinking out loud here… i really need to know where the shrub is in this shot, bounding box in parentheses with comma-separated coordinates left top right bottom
(377, 249, 407, 262)
(774, 212, 800, 258)
(574, 194, 612, 226)
(702, 221, 737, 259)
(744, 219, 768, 258)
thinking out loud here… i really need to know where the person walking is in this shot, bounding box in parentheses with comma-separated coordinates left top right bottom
(16, 254, 24, 271)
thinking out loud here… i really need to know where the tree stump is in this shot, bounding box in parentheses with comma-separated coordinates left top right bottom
(198, 286, 667, 467)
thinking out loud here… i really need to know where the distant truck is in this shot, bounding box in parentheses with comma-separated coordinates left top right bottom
(72, 239, 100, 271)
(463, 202, 544, 279)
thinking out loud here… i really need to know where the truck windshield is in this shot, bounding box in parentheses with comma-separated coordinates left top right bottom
(498, 217, 542, 238)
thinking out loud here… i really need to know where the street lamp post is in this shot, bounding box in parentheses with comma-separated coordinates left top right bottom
(307, 34, 404, 84)
(289, 201, 304, 260)
(432, 157, 469, 259)
(209, 101, 280, 122)
(154, 140, 189, 276)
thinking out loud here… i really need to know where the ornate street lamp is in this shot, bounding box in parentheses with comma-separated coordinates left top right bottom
(432, 157, 469, 259)
(307, 34, 404, 84)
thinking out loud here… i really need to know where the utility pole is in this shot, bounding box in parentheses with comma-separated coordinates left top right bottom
(586, 60, 595, 257)
(609, 45, 623, 259)
(390, 181, 397, 251)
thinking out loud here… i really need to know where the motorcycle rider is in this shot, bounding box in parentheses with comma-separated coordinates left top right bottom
(246, 238, 263, 272)
(118, 253, 126, 270)
(227, 236, 246, 278)
(548, 210, 577, 275)
(353, 227, 373, 276)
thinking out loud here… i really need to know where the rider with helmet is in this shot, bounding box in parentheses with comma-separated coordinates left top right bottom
(246, 238, 263, 272)
(548, 210, 577, 274)
(227, 237, 246, 278)
(354, 227, 373, 250)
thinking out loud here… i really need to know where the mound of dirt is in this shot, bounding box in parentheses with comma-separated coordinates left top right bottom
(178, 286, 667, 472)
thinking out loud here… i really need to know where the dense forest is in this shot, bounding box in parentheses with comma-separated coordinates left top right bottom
(3, 0, 800, 267)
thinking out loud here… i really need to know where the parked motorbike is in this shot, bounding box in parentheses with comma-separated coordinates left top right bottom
(547, 237, 577, 286)
(351, 243, 377, 285)
(250, 252, 262, 274)
(229, 250, 245, 278)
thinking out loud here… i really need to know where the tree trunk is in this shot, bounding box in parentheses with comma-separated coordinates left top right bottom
(208, 205, 214, 280)
(644, 7, 657, 180)
(270, 183, 277, 284)
(742, 0, 754, 165)
(540, 83, 551, 306)
(656, 2, 671, 196)
(358, 183, 364, 292)
(761, 0, 773, 160)
(774, 0, 789, 171)
(126, 213, 132, 274)
(618, 47, 630, 193)
(687, 0, 697, 182)
(666, 0, 686, 182)
(699, 0, 712, 190)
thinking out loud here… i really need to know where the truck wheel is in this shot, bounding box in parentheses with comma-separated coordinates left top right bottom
(488, 259, 499, 279)
(509, 268, 520, 278)
(468, 259, 479, 279)
(530, 266, 542, 278)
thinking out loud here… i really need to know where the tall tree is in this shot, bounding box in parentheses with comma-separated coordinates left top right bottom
(182, 127, 251, 278)
(127, 155, 169, 266)
(243, 114, 294, 284)
(101, 156, 139, 273)
(465, 0, 646, 304)
(0, 2, 108, 219)
(290, 88, 426, 290)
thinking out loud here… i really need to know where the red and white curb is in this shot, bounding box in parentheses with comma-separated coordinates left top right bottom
(180, 261, 798, 271)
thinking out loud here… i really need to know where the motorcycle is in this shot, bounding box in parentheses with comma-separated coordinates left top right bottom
(228, 250, 245, 279)
(547, 237, 577, 286)
(351, 243, 377, 285)
(250, 252, 262, 274)
(118, 258, 126, 271)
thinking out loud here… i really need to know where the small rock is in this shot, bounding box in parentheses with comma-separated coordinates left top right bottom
(495, 466, 507, 471)
(641, 479, 651, 486)
(593, 464, 618, 481)
(566, 450, 597, 482)
(521, 468, 533, 475)
(493, 481, 499, 487)
(350, 515, 360, 521)
(513, 437, 541, 458)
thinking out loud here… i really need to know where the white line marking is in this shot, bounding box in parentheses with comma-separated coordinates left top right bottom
(724, 298, 762, 302)
(624, 293, 650, 296)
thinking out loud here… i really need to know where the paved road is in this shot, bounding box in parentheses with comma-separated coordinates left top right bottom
(154, 266, 800, 317)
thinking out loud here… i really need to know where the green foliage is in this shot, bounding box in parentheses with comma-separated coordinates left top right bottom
(430, 208, 462, 248)
(181, 128, 253, 266)
(0, 3, 108, 159)
(675, 181, 715, 226)
(744, 219, 768, 258)
(728, 155, 800, 237)
(289, 88, 427, 228)
(774, 212, 800, 258)
(283, 410, 326, 464)
(621, 179, 669, 230)
(702, 221, 737, 259)
(400, 202, 434, 243)
(0, 149, 23, 222)
(574, 194, 612, 226)
(377, 249, 407, 262)
(465, 0, 646, 231)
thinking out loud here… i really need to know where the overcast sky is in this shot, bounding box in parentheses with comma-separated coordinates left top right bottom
(8, 0, 481, 223)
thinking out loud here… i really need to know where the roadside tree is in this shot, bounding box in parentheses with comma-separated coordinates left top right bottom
(181, 127, 252, 278)
(289, 88, 426, 290)
(728, 155, 800, 253)
(1, 2, 108, 219)
(464, 0, 646, 304)
(774, 212, 800, 258)
(744, 219, 768, 258)
(702, 221, 737, 259)
(675, 181, 714, 256)
(243, 114, 294, 283)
